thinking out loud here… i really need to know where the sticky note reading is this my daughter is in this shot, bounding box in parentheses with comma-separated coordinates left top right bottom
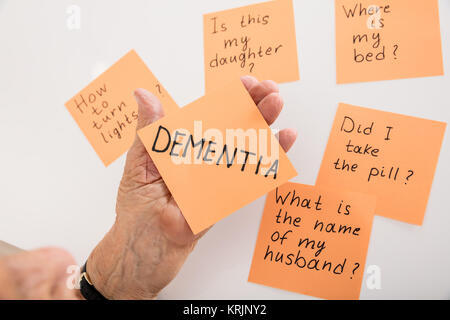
(203, 0, 299, 93)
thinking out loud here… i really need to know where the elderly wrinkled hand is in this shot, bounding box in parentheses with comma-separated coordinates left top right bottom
(86, 76, 297, 300)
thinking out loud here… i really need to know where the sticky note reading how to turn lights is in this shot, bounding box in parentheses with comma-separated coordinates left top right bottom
(65, 50, 179, 166)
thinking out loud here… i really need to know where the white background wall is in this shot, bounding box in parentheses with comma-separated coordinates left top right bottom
(0, 0, 449, 299)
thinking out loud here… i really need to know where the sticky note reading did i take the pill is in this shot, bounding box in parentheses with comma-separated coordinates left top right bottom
(65, 50, 179, 166)
(316, 103, 446, 225)
(138, 79, 298, 234)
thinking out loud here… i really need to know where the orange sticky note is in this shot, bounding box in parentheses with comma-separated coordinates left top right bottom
(137, 79, 298, 234)
(335, 0, 444, 84)
(65, 50, 179, 166)
(316, 103, 446, 225)
(203, 0, 300, 94)
(248, 183, 376, 300)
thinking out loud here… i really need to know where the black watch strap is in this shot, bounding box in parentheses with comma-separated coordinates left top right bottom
(79, 262, 107, 300)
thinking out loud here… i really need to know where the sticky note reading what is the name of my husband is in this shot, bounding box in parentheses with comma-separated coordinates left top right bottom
(249, 183, 376, 300)
(203, 0, 299, 94)
(335, 0, 443, 84)
(65, 50, 179, 166)
(317, 103, 446, 225)
(138, 79, 297, 234)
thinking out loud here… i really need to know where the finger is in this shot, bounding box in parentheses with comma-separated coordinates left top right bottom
(276, 128, 297, 152)
(124, 89, 164, 178)
(243, 77, 279, 105)
(257, 92, 284, 125)
(241, 75, 259, 92)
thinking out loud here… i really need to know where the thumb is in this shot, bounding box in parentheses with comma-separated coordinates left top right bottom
(135, 88, 165, 131)
(124, 88, 165, 174)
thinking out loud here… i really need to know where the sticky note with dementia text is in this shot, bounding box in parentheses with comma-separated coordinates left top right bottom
(138, 79, 297, 234)
(317, 103, 446, 225)
(335, 0, 443, 84)
(203, 0, 299, 94)
(248, 183, 376, 300)
(65, 50, 179, 166)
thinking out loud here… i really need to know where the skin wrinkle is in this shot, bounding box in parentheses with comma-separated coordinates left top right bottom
(130, 225, 164, 277)
(125, 226, 164, 298)
(137, 181, 169, 199)
(119, 167, 164, 195)
(124, 154, 160, 185)
(131, 153, 161, 183)
(89, 227, 125, 299)
(117, 181, 167, 206)
(95, 213, 170, 299)
(146, 156, 149, 182)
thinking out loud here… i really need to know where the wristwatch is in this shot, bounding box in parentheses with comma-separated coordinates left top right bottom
(79, 262, 107, 300)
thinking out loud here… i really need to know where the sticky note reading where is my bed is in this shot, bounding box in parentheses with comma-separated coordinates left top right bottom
(203, 0, 299, 94)
(137, 79, 297, 234)
(248, 183, 376, 300)
(335, 0, 443, 84)
(65, 50, 179, 166)
(316, 103, 446, 225)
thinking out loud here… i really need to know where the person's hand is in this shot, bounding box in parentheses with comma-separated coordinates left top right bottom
(87, 76, 298, 299)
(0, 248, 81, 300)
